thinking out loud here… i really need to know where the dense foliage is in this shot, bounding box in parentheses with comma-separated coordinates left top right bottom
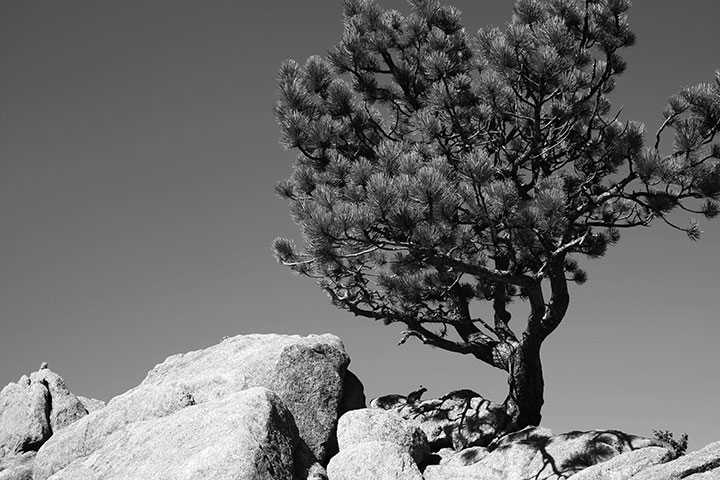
(653, 430, 689, 457)
(273, 0, 720, 430)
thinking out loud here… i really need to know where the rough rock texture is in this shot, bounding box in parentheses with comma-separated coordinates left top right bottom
(28, 369, 87, 432)
(568, 446, 673, 480)
(0, 451, 35, 480)
(337, 408, 429, 464)
(0, 380, 50, 458)
(425, 427, 664, 480)
(628, 441, 720, 480)
(0, 367, 87, 459)
(424, 463, 488, 480)
(139, 333, 354, 462)
(76, 396, 106, 413)
(439, 446, 489, 467)
(44, 387, 298, 480)
(372, 389, 508, 450)
(326, 441, 423, 480)
(35, 333, 357, 479)
(34, 384, 196, 480)
(36, 333, 359, 479)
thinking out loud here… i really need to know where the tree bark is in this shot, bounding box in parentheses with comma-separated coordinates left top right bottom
(502, 337, 544, 432)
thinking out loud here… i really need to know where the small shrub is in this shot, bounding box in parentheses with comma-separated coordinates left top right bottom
(653, 429, 689, 456)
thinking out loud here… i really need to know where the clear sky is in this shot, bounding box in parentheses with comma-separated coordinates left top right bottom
(1, 0, 718, 451)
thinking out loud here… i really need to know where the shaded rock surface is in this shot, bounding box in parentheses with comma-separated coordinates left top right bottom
(338, 370, 365, 416)
(326, 441, 423, 480)
(628, 440, 720, 480)
(425, 427, 664, 480)
(439, 446, 489, 467)
(371, 389, 508, 450)
(337, 408, 429, 464)
(568, 446, 673, 480)
(685, 470, 720, 480)
(0, 366, 87, 459)
(45, 387, 298, 480)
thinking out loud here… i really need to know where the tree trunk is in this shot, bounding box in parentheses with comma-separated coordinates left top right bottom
(502, 338, 544, 432)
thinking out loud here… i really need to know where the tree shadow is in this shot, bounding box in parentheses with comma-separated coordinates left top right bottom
(402, 389, 509, 450)
(488, 429, 664, 480)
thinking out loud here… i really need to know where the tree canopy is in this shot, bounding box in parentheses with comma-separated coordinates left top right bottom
(273, 0, 720, 430)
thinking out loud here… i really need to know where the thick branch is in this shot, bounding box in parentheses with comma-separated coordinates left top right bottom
(540, 257, 570, 338)
(426, 254, 535, 288)
(399, 322, 510, 370)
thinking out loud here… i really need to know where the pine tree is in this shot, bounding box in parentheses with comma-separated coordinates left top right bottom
(272, 0, 720, 433)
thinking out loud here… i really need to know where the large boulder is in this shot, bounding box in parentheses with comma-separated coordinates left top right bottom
(45, 387, 299, 480)
(337, 408, 429, 464)
(326, 441, 423, 480)
(425, 427, 664, 480)
(35, 333, 361, 479)
(372, 389, 508, 450)
(0, 380, 50, 458)
(628, 440, 720, 480)
(138, 333, 358, 462)
(34, 384, 196, 480)
(28, 368, 87, 432)
(568, 446, 673, 480)
(0, 365, 87, 459)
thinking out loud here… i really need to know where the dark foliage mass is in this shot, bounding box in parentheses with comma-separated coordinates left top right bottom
(653, 429, 689, 457)
(273, 0, 720, 430)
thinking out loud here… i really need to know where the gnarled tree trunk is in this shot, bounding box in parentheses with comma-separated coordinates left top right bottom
(502, 338, 544, 432)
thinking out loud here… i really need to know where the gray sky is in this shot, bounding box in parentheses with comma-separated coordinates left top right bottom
(1, 0, 719, 450)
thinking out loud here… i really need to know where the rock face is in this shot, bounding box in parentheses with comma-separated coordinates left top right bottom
(35, 333, 362, 479)
(628, 440, 720, 480)
(337, 408, 429, 464)
(0, 366, 87, 459)
(34, 384, 197, 480)
(439, 446, 489, 467)
(424, 427, 665, 480)
(0, 451, 36, 480)
(372, 389, 508, 450)
(326, 441, 423, 480)
(45, 388, 299, 480)
(569, 446, 673, 480)
(139, 333, 356, 462)
(0, 380, 50, 458)
(76, 396, 106, 413)
(28, 369, 88, 432)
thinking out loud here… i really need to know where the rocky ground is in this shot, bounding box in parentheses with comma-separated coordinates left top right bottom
(1, 333, 718, 479)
